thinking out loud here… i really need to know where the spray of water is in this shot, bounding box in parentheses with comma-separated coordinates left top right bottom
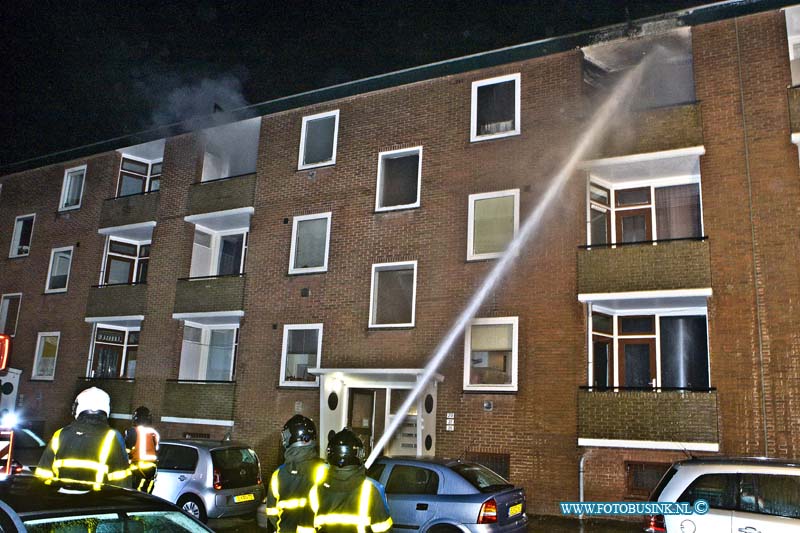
(366, 56, 651, 468)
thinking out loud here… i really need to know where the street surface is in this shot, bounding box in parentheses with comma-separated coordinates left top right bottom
(208, 515, 641, 532)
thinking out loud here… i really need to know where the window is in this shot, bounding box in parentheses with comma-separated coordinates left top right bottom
(289, 213, 331, 274)
(468, 190, 519, 260)
(369, 261, 417, 328)
(45, 247, 74, 293)
(280, 324, 322, 386)
(59, 165, 86, 211)
(587, 181, 702, 245)
(678, 474, 737, 510)
(33, 332, 60, 380)
(589, 311, 709, 389)
(740, 474, 800, 519)
(625, 462, 670, 500)
(117, 157, 161, 196)
(298, 110, 339, 169)
(375, 147, 422, 211)
(9, 214, 35, 258)
(89, 326, 139, 379)
(178, 325, 238, 381)
(464, 317, 518, 392)
(385, 465, 439, 495)
(470, 73, 520, 142)
(102, 239, 150, 285)
(189, 229, 247, 277)
(0, 294, 21, 336)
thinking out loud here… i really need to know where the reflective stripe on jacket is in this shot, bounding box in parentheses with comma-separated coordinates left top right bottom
(265, 453, 327, 532)
(130, 425, 159, 464)
(311, 472, 393, 533)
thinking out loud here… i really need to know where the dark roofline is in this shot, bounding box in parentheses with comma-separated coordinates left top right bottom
(1, 0, 794, 176)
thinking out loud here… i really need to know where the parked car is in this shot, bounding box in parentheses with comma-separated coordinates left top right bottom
(152, 439, 264, 523)
(646, 457, 800, 533)
(0, 473, 213, 532)
(9, 428, 46, 471)
(367, 456, 527, 533)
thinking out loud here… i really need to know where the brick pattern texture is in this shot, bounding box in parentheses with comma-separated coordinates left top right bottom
(186, 173, 257, 216)
(98, 191, 160, 229)
(85, 284, 147, 317)
(173, 275, 246, 314)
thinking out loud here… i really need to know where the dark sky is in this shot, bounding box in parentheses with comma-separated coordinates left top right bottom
(0, 1, 709, 166)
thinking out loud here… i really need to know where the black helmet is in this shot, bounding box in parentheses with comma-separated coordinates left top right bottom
(281, 415, 317, 449)
(132, 406, 152, 426)
(326, 428, 365, 467)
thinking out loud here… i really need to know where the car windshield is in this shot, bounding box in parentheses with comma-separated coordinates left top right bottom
(451, 463, 513, 493)
(14, 429, 46, 448)
(24, 510, 209, 532)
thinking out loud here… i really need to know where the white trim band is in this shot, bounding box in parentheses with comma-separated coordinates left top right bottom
(578, 438, 719, 452)
(110, 413, 133, 420)
(85, 315, 146, 323)
(184, 207, 254, 224)
(172, 311, 244, 320)
(98, 221, 157, 235)
(581, 146, 706, 169)
(578, 288, 712, 303)
(161, 416, 234, 427)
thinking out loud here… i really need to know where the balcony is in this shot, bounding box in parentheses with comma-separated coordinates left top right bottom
(86, 283, 147, 318)
(187, 173, 256, 216)
(162, 380, 236, 422)
(99, 191, 159, 229)
(577, 387, 718, 448)
(75, 378, 135, 416)
(577, 238, 711, 295)
(589, 103, 704, 159)
(173, 274, 246, 314)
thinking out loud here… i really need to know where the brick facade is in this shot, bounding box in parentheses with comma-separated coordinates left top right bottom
(1, 5, 799, 517)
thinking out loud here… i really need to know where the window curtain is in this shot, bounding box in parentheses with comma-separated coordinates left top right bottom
(655, 184, 701, 240)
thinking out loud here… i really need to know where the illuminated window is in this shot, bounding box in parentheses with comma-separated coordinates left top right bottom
(280, 324, 322, 387)
(464, 317, 518, 392)
(33, 332, 60, 380)
(467, 189, 519, 261)
(9, 214, 35, 258)
(289, 213, 331, 274)
(45, 247, 74, 294)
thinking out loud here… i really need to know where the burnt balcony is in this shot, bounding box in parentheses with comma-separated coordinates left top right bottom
(86, 282, 147, 318)
(578, 387, 718, 446)
(162, 380, 236, 422)
(789, 86, 800, 134)
(99, 191, 159, 229)
(76, 377, 135, 416)
(187, 173, 256, 216)
(588, 103, 704, 159)
(173, 274, 246, 314)
(577, 237, 711, 295)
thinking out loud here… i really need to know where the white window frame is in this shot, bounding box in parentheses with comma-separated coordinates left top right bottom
(178, 324, 238, 382)
(9, 214, 36, 258)
(586, 175, 704, 246)
(280, 323, 323, 387)
(467, 189, 520, 261)
(87, 323, 140, 379)
(375, 146, 423, 212)
(0, 293, 22, 337)
(463, 316, 519, 392)
(368, 261, 418, 328)
(117, 155, 162, 196)
(100, 236, 151, 285)
(59, 165, 87, 211)
(190, 225, 249, 278)
(45, 246, 74, 294)
(470, 73, 521, 143)
(33, 331, 60, 381)
(297, 109, 340, 170)
(288, 212, 332, 275)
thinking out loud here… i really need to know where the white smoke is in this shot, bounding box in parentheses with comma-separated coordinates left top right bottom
(149, 74, 249, 126)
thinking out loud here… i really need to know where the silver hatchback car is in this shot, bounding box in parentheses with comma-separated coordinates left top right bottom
(152, 439, 264, 523)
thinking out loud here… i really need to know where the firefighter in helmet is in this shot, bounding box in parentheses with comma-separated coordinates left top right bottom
(35, 387, 131, 490)
(124, 405, 160, 493)
(310, 428, 393, 533)
(266, 415, 326, 533)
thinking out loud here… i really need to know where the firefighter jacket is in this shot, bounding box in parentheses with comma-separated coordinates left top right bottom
(310, 464, 393, 533)
(266, 445, 326, 533)
(124, 425, 160, 468)
(34, 413, 131, 490)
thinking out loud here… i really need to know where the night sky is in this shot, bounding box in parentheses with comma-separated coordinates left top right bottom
(1, 1, 709, 167)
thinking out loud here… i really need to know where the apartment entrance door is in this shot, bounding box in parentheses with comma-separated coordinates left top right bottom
(348, 389, 376, 459)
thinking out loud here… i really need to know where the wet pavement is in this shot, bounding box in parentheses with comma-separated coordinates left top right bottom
(208, 514, 642, 532)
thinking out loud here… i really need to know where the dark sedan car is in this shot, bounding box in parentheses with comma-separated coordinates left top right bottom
(0, 474, 213, 532)
(368, 457, 528, 533)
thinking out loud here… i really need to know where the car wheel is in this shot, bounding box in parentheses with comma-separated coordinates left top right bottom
(177, 494, 207, 523)
(426, 526, 461, 533)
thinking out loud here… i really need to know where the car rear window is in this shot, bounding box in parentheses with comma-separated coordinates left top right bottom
(211, 447, 260, 489)
(385, 465, 439, 495)
(451, 462, 512, 493)
(159, 445, 199, 472)
(649, 465, 678, 501)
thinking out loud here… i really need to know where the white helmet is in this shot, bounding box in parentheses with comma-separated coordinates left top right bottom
(74, 387, 111, 418)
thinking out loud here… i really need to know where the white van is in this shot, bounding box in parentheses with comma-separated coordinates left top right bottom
(646, 458, 800, 533)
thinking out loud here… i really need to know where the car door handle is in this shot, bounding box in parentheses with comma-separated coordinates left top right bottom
(178, 475, 187, 482)
(738, 527, 761, 533)
(416, 503, 428, 511)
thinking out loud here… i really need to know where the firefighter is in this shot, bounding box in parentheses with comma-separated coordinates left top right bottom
(310, 428, 393, 533)
(266, 415, 326, 533)
(124, 405, 160, 493)
(35, 387, 131, 490)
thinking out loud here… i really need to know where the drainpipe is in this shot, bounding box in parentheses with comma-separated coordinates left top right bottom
(579, 453, 587, 517)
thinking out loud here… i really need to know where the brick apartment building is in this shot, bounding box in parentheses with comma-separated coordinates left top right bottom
(1, 0, 800, 514)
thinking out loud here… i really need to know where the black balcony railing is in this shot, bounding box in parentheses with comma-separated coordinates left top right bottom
(176, 273, 245, 282)
(578, 235, 708, 250)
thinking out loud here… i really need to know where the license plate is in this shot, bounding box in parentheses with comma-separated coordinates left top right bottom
(234, 493, 255, 503)
(508, 503, 522, 517)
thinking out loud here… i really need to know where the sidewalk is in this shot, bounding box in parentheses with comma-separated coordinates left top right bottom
(527, 515, 641, 532)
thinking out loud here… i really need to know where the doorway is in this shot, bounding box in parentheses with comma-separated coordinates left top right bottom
(348, 389, 376, 458)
